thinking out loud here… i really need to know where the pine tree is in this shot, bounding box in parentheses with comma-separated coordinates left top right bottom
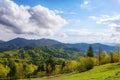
(87, 45, 94, 57)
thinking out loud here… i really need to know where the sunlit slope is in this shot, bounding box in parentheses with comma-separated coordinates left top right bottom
(59, 63, 120, 80)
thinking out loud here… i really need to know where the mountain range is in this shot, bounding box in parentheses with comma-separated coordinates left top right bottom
(0, 37, 116, 54)
(0, 40, 5, 43)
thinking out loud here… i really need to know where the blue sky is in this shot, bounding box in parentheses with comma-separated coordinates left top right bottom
(0, 0, 120, 43)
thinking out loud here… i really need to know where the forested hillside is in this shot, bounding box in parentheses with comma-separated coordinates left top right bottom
(0, 46, 85, 60)
(0, 44, 119, 79)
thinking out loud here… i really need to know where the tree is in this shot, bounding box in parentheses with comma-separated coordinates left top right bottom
(46, 56, 55, 74)
(63, 60, 77, 73)
(8, 59, 16, 80)
(100, 51, 108, 58)
(87, 45, 94, 57)
(61, 61, 66, 69)
(98, 47, 102, 65)
(110, 51, 119, 63)
(0, 64, 10, 78)
(24, 63, 37, 78)
(110, 51, 114, 63)
(99, 51, 110, 64)
(116, 44, 120, 58)
(15, 63, 24, 79)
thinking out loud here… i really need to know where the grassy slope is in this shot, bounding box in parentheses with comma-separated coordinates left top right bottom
(25, 63, 120, 80)
(59, 63, 120, 80)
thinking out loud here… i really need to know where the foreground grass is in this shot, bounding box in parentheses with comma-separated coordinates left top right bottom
(23, 63, 120, 80)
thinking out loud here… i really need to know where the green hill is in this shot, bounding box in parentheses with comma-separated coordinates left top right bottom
(59, 63, 120, 80)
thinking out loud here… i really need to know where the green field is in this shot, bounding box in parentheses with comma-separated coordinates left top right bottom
(29, 63, 120, 80)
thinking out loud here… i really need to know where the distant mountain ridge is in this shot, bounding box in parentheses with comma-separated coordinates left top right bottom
(0, 40, 5, 43)
(7, 37, 61, 46)
(0, 37, 62, 51)
(0, 37, 116, 54)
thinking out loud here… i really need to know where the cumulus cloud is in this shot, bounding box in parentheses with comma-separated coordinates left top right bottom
(0, 0, 67, 36)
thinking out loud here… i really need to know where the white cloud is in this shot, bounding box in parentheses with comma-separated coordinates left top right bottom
(54, 10, 64, 14)
(59, 33, 68, 38)
(89, 14, 120, 32)
(54, 10, 77, 15)
(61, 28, 120, 43)
(80, 0, 94, 10)
(67, 29, 92, 36)
(80, 0, 89, 8)
(90, 15, 120, 25)
(89, 16, 97, 20)
(89, 14, 120, 43)
(0, 0, 67, 36)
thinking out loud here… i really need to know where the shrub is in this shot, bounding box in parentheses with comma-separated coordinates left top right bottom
(63, 60, 77, 73)
(76, 57, 94, 72)
(52, 65, 61, 75)
(98, 51, 111, 65)
(100, 56, 111, 65)
(110, 51, 119, 63)
(85, 57, 94, 70)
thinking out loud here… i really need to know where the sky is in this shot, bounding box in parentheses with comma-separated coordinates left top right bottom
(0, 0, 120, 43)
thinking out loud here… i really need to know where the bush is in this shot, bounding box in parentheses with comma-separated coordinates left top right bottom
(52, 65, 61, 75)
(76, 57, 94, 72)
(110, 51, 119, 63)
(100, 56, 111, 65)
(76, 57, 87, 72)
(63, 60, 77, 73)
(98, 51, 111, 65)
(85, 57, 94, 70)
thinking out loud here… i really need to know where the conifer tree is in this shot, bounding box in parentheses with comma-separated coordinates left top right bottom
(87, 45, 94, 57)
